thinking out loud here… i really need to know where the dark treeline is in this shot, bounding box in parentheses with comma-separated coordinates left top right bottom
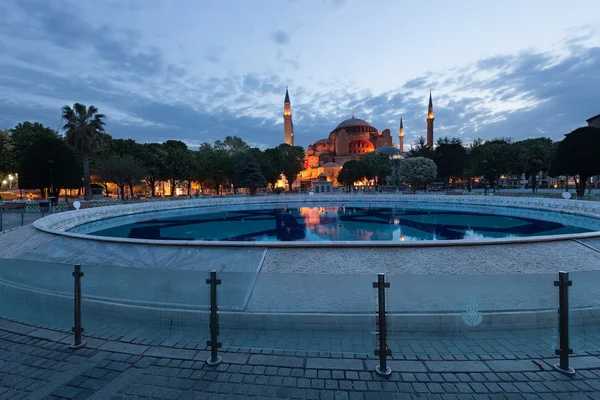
(0, 104, 305, 200)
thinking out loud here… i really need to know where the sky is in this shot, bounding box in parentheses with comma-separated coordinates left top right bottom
(0, 0, 599, 150)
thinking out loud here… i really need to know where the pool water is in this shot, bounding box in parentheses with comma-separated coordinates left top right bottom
(87, 206, 594, 242)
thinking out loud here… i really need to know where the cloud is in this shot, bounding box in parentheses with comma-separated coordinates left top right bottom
(0, 0, 598, 152)
(270, 30, 290, 45)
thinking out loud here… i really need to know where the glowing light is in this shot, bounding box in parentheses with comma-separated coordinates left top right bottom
(400, 235, 405, 241)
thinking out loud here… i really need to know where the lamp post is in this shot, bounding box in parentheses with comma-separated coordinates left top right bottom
(8, 175, 13, 189)
(482, 160, 489, 196)
(47, 160, 55, 202)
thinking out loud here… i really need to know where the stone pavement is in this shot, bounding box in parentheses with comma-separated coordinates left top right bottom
(1, 319, 600, 399)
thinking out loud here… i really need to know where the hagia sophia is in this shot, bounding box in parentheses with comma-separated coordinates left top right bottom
(282, 88, 435, 189)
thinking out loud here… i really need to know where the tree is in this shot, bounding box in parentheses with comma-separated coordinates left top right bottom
(235, 155, 266, 195)
(468, 138, 514, 190)
(18, 137, 82, 201)
(548, 126, 600, 197)
(359, 151, 392, 187)
(61, 103, 107, 200)
(396, 157, 437, 192)
(8, 122, 59, 172)
(94, 154, 144, 200)
(0, 130, 12, 182)
(250, 147, 282, 190)
(138, 142, 167, 197)
(513, 138, 555, 192)
(278, 144, 305, 191)
(408, 136, 434, 158)
(214, 136, 250, 153)
(337, 160, 364, 192)
(434, 137, 466, 189)
(162, 140, 194, 196)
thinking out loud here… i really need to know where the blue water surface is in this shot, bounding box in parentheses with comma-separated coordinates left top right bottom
(88, 206, 594, 242)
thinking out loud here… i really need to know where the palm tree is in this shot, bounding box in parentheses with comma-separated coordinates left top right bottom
(61, 103, 106, 199)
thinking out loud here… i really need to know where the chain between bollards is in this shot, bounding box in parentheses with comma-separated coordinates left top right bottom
(554, 271, 574, 375)
(373, 273, 391, 376)
(206, 270, 222, 365)
(70, 264, 86, 349)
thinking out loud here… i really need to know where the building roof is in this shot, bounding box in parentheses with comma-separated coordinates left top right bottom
(322, 162, 340, 168)
(284, 88, 290, 103)
(587, 113, 600, 123)
(375, 145, 402, 156)
(331, 117, 378, 134)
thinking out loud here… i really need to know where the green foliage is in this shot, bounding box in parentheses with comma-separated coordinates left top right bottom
(396, 157, 437, 191)
(251, 147, 282, 189)
(549, 126, 600, 197)
(94, 154, 144, 199)
(337, 160, 364, 190)
(512, 137, 555, 192)
(8, 122, 59, 172)
(137, 142, 167, 196)
(408, 136, 434, 159)
(278, 144, 305, 190)
(359, 152, 392, 186)
(214, 136, 250, 153)
(61, 103, 107, 199)
(235, 154, 266, 195)
(273, 187, 285, 195)
(18, 137, 82, 198)
(0, 130, 12, 181)
(434, 137, 466, 188)
(467, 138, 514, 188)
(162, 140, 196, 196)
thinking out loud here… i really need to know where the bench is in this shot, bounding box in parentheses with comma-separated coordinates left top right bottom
(0, 202, 25, 211)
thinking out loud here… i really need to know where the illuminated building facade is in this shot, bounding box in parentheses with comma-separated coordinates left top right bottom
(282, 89, 435, 189)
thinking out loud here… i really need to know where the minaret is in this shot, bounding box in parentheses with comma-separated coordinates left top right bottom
(426, 91, 434, 149)
(283, 87, 294, 145)
(399, 115, 404, 153)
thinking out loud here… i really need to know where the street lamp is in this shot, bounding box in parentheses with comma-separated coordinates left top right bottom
(482, 160, 489, 196)
(47, 160, 55, 202)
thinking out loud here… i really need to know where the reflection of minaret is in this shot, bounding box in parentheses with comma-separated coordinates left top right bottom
(399, 115, 404, 153)
(283, 87, 294, 145)
(426, 91, 434, 149)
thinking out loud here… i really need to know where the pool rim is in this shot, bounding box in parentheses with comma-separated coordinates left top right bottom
(32, 194, 600, 248)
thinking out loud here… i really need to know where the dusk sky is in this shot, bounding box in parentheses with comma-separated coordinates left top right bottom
(0, 0, 599, 149)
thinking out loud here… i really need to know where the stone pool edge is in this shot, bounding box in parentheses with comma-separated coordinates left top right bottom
(33, 194, 600, 248)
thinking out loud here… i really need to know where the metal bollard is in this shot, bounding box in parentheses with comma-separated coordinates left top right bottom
(21, 211, 24, 226)
(70, 264, 86, 349)
(206, 270, 222, 365)
(373, 273, 392, 376)
(0, 211, 3, 231)
(554, 271, 575, 375)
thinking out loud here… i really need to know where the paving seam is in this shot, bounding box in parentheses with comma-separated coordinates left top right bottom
(26, 361, 96, 400)
(572, 239, 600, 254)
(241, 248, 268, 311)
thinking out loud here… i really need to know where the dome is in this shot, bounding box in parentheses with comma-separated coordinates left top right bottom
(336, 117, 373, 129)
(331, 117, 378, 134)
(375, 145, 403, 158)
(322, 162, 340, 168)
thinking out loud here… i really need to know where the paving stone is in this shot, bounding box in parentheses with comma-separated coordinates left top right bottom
(306, 358, 364, 371)
(425, 361, 490, 373)
(248, 354, 304, 368)
(486, 360, 542, 372)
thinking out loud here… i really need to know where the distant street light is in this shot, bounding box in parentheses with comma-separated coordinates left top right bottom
(8, 174, 13, 189)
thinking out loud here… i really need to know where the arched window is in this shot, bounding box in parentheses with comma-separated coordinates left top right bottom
(326, 186, 331, 192)
(315, 186, 320, 193)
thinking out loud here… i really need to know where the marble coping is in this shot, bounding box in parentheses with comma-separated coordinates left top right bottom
(32, 194, 600, 248)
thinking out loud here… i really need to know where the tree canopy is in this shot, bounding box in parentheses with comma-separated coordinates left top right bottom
(337, 159, 364, 191)
(396, 157, 437, 191)
(8, 122, 60, 172)
(18, 137, 82, 200)
(61, 103, 107, 199)
(548, 126, 600, 197)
